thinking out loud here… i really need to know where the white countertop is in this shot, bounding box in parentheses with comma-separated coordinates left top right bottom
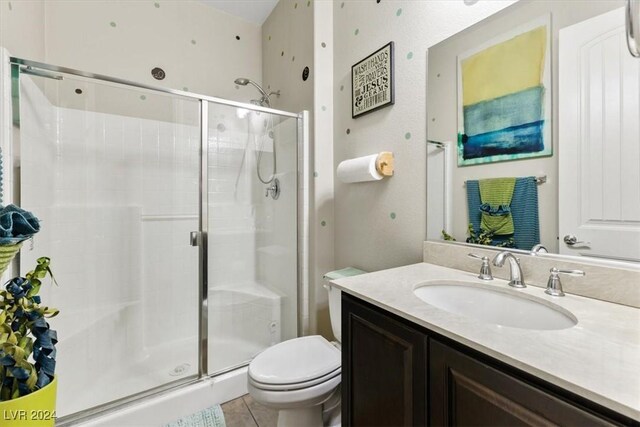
(331, 262, 640, 421)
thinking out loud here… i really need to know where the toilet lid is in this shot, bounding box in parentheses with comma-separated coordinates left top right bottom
(249, 335, 341, 385)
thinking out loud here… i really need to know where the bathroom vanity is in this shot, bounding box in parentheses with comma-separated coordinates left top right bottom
(332, 261, 640, 427)
(332, 0, 640, 423)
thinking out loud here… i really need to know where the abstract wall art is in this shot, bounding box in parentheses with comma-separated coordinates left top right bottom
(457, 16, 551, 166)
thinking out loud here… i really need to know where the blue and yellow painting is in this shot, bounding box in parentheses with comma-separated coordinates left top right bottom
(457, 23, 551, 166)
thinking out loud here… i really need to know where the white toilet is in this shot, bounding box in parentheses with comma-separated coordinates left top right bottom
(247, 284, 343, 427)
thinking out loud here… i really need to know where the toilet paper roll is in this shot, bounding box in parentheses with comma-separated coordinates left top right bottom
(337, 155, 384, 183)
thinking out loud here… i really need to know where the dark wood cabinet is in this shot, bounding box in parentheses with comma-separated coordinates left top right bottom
(342, 293, 635, 427)
(342, 293, 427, 427)
(429, 339, 614, 427)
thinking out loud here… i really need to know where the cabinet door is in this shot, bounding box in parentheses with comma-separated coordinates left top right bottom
(429, 339, 616, 427)
(342, 294, 427, 427)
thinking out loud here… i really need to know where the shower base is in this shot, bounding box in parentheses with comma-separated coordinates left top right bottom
(75, 367, 248, 426)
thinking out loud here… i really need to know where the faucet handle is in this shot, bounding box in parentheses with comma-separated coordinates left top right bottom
(545, 267, 585, 297)
(554, 268, 585, 277)
(468, 253, 493, 281)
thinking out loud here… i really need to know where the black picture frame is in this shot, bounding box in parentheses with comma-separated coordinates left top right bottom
(351, 41, 395, 118)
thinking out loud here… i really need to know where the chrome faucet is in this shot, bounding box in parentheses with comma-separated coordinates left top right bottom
(531, 244, 548, 255)
(492, 251, 526, 288)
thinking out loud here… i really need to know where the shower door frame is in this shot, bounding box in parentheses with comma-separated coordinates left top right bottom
(8, 56, 309, 425)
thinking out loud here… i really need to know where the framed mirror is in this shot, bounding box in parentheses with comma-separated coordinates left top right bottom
(426, 0, 640, 263)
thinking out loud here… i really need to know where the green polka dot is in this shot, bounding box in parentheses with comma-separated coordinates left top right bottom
(8, 2, 12, 11)
(314, 171, 318, 177)
(405, 132, 411, 140)
(406, 52, 413, 60)
(340, 85, 344, 91)
(140, 95, 147, 100)
(154, 2, 160, 8)
(292, 56, 295, 62)
(321, 220, 327, 227)
(110, 21, 117, 27)
(268, 35, 272, 41)
(354, 28, 359, 36)
(307, 0, 311, 6)
(294, 2, 298, 8)
(390, 212, 396, 220)
(191, 39, 196, 45)
(321, 105, 327, 111)
(341, 2, 345, 8)
(396, 8, 402, 16)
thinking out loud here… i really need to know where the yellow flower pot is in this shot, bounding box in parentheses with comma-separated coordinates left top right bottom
(0, 377, 57, 427)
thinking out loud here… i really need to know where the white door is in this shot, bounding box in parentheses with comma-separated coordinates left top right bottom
(559, 8, 640, 262)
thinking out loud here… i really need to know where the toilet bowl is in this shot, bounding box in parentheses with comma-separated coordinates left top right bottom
(248, 335, 341, 426)
(248, 283, 343, 427)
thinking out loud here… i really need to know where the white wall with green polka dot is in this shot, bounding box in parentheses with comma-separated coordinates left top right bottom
(1, 0, 262, 104)
(262, 0, 337, 338)
(0, 0, 45, 61)
(262, 0, 314, 113)
(310, 1, 337, 339)
(332, 0, 516, 272)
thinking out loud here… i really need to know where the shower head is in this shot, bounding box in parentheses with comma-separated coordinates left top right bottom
(234, 77, 271, 107)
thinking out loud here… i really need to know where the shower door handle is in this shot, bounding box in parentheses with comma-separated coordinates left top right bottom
(190, 231, 200, 247)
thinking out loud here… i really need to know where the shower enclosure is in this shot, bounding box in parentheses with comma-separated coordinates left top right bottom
(7, 56, 307, 423)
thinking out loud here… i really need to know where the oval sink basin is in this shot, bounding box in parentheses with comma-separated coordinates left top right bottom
(413, 281, 577, 331)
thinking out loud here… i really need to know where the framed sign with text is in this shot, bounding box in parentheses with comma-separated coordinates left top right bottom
(352, 42, 395, 118)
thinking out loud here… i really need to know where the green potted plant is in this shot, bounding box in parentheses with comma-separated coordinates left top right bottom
(441, 223, 516, 248)
(0, 258, 58, 426)
(0, 205, 59, 426)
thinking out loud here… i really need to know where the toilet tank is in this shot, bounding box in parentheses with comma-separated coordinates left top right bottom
(323, 268, 367, 344)
(327, 285, 342, 343)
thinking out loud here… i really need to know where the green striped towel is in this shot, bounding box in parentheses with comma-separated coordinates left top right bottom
(164, 405, 226, 427)
(467, 177, 540, 249)
(479, 178, 516, 235)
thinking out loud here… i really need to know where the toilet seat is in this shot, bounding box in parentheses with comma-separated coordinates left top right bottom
(249, 366, 341, 391)
(247, 371, 341, 410)
(248, 335, 341, 388)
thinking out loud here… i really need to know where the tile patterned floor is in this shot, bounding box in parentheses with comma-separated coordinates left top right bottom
(221, 394, 278, 427)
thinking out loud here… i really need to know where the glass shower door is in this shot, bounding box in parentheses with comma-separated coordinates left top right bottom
(206, 103, 299, 374)
(16, 68, 201, 417)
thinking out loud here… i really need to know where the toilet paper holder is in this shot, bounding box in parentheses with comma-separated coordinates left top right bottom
(375, 152, 394, 177)
(337, 151, 395, 183)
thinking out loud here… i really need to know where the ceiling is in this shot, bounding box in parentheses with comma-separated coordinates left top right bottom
(199, 0, 279, 25)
